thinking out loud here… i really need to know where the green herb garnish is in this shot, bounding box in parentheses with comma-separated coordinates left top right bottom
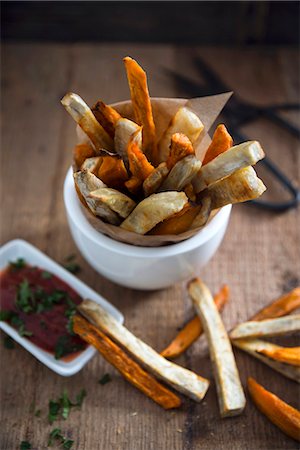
(0, 310, 13, 321)
(99, 373, 112, 385)
(34, 409, 41, 417)
(54, 335, 84, 360)
(41, 270, 53, 279)
(20, 441, 31, 450)
(10, 314, 32, 337)
(63, 262, 81, 274)
(48, 389, 86, 423)
(16, 279, 35, 313)
(10, 258, 26, 270)
(48, 428, 73, 449)
(3, 336, 15, 349)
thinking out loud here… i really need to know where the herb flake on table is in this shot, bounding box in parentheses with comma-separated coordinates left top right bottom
(48, 428, 74, 449)
(20, 441, 31, 450)
(99, 373, 112, 385)
(48, 389, 87, 423)
(63, 254, 81, 274)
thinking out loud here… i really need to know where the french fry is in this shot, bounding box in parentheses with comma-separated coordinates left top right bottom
(98, 155, 128, 189)
(202, 124, 233, 165)
(193, 141, 265, 193)
(121, 191, 188, 235)
(166, 133, 195, 170)
(230, 314, 300, 340)
(114, 118, 141, 166)
(158, 107, 204, 163)
(78, 300, 210, 402)
(184, 183, 196, 202)
(124, 57, 157, 165)
(258, 346, 300, 367)
(143, 162, 169, 197)
(125, 130, 155, 194)
(81, 156, 102, 174)
(203, 166, 266, 209)
(89, 188, 136, 219)
(61, 93, 113, 151)
(248, 377, 300, 441)
(159, 155, 202, 192)
(251, 287, 300, 321)
(190, 197, 212, 229)
(161, 285, 229, 359)
(149, 203, 202, 235)
(232, 338, 300, 383)
(73, 143, 96, 169)
(73, 315, 181, 410)
(92, 100, 121, 139)
(188, 278, 246, 417)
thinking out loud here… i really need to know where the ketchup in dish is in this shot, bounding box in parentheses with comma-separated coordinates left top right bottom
(0, 258, 87, 359)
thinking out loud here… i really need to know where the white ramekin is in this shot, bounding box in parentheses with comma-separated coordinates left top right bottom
(64, 168, 231, 290)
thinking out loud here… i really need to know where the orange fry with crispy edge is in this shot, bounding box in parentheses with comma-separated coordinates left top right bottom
(123, 57, 158, 165)
(258, 346, 300, 367)
(248, 377, 300, 442)
(166, 133, 195, 170)
(125, 133, 155, 194)
(251, 287, 300, 321)
(92, 101, 122, 139)
(98, 155, 128, 189)
(161, 285, 229, 359)
(202, 124, 233, 165)
(149, 203, 201, 235)
(73, 143, 96, 169)
(73, 315, 181, 410)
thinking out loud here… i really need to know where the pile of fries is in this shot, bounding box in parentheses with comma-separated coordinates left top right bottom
(62, 57, 266, 241)
(73, 283, 300, 441)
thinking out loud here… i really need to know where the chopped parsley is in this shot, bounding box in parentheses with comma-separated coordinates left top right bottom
(3, 336, 15, 349)
(48, 428, 73, 449)
(10, 314, 32, 337)
(54, 335, 85, 360)
(16, 279, 35, 313)
(41, 270, 53, 279)
(20, 441, 31, 450)
(0, 310, 13, 321)
(10, 258, 26, 270)
(48, 389, 87, 423)
(99, 373, 112, 385)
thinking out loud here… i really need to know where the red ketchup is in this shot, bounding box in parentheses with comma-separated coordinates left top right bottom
(0, 259, 87, 360)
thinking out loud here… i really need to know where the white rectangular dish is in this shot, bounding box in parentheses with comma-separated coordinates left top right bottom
(0, 239, 124, 376)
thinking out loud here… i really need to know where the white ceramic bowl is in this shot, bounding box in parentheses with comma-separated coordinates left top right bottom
(64, 168, 232, 290)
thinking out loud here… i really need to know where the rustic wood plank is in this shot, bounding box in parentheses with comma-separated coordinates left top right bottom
(1, 43, 299, 450)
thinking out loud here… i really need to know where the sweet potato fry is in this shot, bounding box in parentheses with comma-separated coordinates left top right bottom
(149, 203, 202, 235)
(258, 346, 300, 367)
(202, 124, 233, 165)
(161, 285, 229, 359)
(166, 133, 195, 170)
(124, 57, 157, 165)
(193, 141, 265, 193)
(188, 278, 245, 417)
(125, 131, 155, 194)
(78, 300, 210, 402)
(73, 315, 181, 410)
(98, 155, 128, 189)
(230, 314, 300, 340)
(251, 287, 300, 321)
(232, 338, 300, 383)
(73, 143, 96, 170)
(158, 107, 204, 163)
(92, 100, 121, 139)
(203, 166, 266, 209)
(248, 377, 300, 441)
(61, 93, 113, 151)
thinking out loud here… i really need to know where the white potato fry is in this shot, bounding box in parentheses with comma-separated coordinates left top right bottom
(230, 314, 300, 340)
(89, 188, 136, 219)
(143, 162, 169, 197)
(159, 155, 202, 192)
(81, 156, 102, 173)
(114, 118, 141, 165)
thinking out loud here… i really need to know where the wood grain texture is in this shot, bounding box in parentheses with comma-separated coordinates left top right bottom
(1, 43, 299, 450)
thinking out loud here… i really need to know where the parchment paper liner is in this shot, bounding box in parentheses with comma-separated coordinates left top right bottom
(73, 93, 232, 247)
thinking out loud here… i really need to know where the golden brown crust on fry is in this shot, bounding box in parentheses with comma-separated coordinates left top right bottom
(92, 100, 122, 139)
(98, 155, 129, 189)
(123, 57, 158, 165)
(73, 315, 181, 410)
(149, 203, 202, 235)
(251, 287, 300, 321)
(202, 124, 233, 165)
(73, 143, 96, 170)
(166, 133, 195, 170)
(258, 347, 300, 367)
(248, 377, 300, 441)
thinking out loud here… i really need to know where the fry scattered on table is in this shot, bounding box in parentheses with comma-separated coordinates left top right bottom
(258, 346, 300, 367)
(232, 338, 300, 383)
(248, 377, 300, 442)
(73, 314, 181, 410)
(161, 284, 229, 358)
(251, 287, 300, 321)
(78, 299, 210, 402)
(229, 314, 300, 340)
(188, 278, 245, 417)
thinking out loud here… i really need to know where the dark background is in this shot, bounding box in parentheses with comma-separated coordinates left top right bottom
(1, 1, 299, 45)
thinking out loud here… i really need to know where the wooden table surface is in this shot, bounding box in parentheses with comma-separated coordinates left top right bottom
(1, 43, 299, 450)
